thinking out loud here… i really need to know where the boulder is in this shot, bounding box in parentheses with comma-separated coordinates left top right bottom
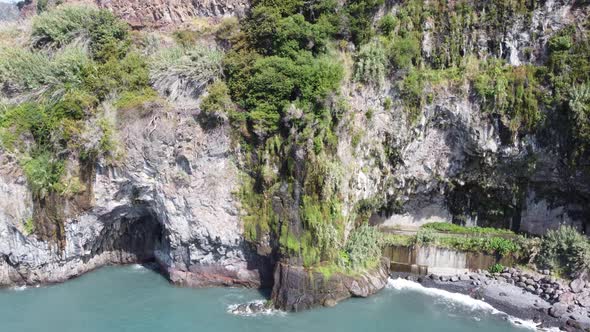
(560, 292, 577, 306)
(571, 279, 586, 293)
(578, 292, 590, 308)
(550, 303, 568, 318)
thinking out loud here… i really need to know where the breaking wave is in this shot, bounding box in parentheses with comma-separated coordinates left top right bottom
(387, 278, 557, 331)
(227, 300, 286, 317)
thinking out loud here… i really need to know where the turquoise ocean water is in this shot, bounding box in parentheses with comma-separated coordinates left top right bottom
(0, 265, 533, 332)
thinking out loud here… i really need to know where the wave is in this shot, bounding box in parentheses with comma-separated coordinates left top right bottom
(11, 285, 27, 291)
(387, 278, 558, 331)
(227, 300, 286, 317)
(130, 264, 148, 272)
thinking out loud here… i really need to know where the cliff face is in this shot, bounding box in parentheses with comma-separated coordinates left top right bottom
(0, 102, 270, 287)
(0, 0, 588, 308)
(94, 0, 249, 28)
(0, 3, 19, 22)
(15, 0, 249, 26)
(341, 0, 590, 236)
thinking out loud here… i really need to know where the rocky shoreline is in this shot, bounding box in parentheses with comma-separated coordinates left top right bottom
(391, 269, 590, 331)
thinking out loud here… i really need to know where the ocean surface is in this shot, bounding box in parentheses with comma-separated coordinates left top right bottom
(0, 265, 536, 332)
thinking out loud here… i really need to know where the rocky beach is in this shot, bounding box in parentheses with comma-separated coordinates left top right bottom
(392, 269, 590, 331)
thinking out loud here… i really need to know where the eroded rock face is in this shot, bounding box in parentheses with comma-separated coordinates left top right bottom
(342, 1, 590, 235)
(0, 3, 19, 21)
(271, 258, 390, 311)
(0, 103, 271, 287)
(16, 0, 249, 27)
(95, 0, 249, 28)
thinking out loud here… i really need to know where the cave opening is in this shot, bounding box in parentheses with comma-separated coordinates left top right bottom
(89, 207, 168, 265)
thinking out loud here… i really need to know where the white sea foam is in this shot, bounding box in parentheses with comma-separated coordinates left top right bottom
(11, 285, 27, 291)
(387, 278, 555, 331)
(227, 300, 286, 317)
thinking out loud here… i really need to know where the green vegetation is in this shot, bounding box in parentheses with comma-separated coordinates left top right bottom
(436, 236, 521, 257)
(345, 0, 384, 45)
(488, 263, 504, 274)
(343, 223, 382, 269)
(545, 25, 590, 160)
(354, 39, 386, 86)
(32, 5, 130, 61)
(149, 45, 223, 101)
(21, 152, 64, 199)
(385, 232, 525, 257)
(385, 224, 590, 278)
(383, 224, 523, 257)
(227, 0, 395, 275)
(115, 88, 159, 111)
(473, 61, 542, 134)
(351, 0, 548, 133)
(23, 218, 35, 235)
(0, 5, 152, 240)
(422, 222, 515, 236)
(415, 227, 436, 245)
(537, 226, 590, 279)
(199, 81, 234, 125)
(0, 45, 90, 100)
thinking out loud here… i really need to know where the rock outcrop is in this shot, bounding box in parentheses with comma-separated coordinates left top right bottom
(0, 102, 271, 288)
(342, 0, 590, 236)
(94, 0, 249, 28)
(0, 3, 19, 21)
(271, 258, 390, 311)
(14, 0, 249, 26)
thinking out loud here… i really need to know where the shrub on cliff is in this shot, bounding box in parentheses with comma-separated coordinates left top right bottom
(354, 39, 387, 86)
(0, 45, 90, 100)
(344, 223, 383, 270)
(31, 5, 94, 48)
(199, 81, 234, 126)
(32, 6, 130, 62)
(149, 46, 223, 101)
(537, 226, 590, 279)
(21, 152, 65, 200)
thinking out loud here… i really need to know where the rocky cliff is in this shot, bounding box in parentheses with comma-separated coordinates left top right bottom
(0, 101, 271, 287)
(0, 0, 588, 314)
(15, 0, 248, 26)
(346, 0, 590, 236)
(0, 3, 19, 22)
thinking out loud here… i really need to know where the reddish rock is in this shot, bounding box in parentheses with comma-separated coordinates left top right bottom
(94, 0, 249, 28)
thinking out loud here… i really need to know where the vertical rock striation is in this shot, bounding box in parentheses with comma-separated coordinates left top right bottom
(0, 102, 271, 287)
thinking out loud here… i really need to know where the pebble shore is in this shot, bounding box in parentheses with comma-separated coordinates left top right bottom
(391, 268, 590, 331)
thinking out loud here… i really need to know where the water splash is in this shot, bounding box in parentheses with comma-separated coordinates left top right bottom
(131, 264, 148, 272)
(387, 278, 556, 331)
(227, 300, 286, 317)
(11, 285, 27, 292)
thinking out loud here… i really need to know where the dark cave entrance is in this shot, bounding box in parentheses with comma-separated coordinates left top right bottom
(88, 207, 168, 264)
